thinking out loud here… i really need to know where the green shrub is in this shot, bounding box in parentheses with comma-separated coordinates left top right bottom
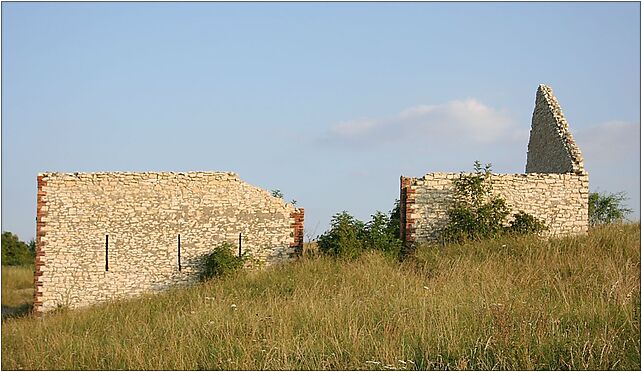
(364, 211, 402, 258)
(509, 211, 547, 235)
(1, 232, 34, 266)
(317, 211, 366, 259)
(442, 161, 546, 244)
(200, 242, 246, 281)
(388, 199, 401, 239)
(317, 205, 402, 259)
(442, 162, 510, 243)
(589, 191, 632, 226)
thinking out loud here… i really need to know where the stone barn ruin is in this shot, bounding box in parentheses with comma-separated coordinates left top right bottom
(34, 172, 304, 313)
(400, 84, 589, 247)
(34, 84, 588, 314)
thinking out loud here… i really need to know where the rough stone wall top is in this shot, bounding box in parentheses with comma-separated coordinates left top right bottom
(401, 84, 589, 248)
(526, 84, 585, 175)
(402, 172, 589, 245)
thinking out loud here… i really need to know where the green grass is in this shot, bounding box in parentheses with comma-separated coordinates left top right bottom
(1, 265, 34, 318)
(1, 224, 640, 370)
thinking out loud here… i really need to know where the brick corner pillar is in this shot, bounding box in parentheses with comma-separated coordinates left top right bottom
(400, 176, 417, 255)
(34, 174, 47, 316)
(289, 208, 305, 257)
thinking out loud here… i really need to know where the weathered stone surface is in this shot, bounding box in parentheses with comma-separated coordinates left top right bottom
(34, 172, 303, 313)
(403, 172, 589, 244)
(526, 84, 585, 175)
(401, 84, 589, 246)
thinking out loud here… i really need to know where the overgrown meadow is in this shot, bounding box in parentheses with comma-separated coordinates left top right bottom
(1, 223, 639, 370)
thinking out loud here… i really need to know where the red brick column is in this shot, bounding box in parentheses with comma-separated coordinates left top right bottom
(34, 175, 47, 315)
(400, 177, 417, 254)
(289, 208, 304, 256)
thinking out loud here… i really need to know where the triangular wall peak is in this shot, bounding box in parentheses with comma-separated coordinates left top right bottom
(401, 84, 590, 250)
(526, 84, 585, 175)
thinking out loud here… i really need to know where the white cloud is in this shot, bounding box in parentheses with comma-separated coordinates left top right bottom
(331, 118, 377, 137)
(574, 120, 640, 219)
(324, 98, 523, 145)
(574, 120, 640, 165)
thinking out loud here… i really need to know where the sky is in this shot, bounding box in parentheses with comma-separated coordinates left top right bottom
(2, 2, 640, 242)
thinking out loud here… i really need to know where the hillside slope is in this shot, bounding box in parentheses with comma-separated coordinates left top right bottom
(2, 224, 640, 370)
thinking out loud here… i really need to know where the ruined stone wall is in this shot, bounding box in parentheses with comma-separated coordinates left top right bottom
(401, 172, 589, 245)
(400, 84, 589, 247)
(526, 84, 585, 175)
(35, 172, 304, 313)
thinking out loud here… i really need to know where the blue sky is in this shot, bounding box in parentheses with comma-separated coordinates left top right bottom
(2, 2, 640, 241)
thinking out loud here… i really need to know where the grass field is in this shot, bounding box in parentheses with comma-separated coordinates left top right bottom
(1, 224, 640, 370)
(1, 265, 34, 319)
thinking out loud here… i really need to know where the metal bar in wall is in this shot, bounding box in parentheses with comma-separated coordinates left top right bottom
(105, 235, 109, 271)
(238, 233, 242, 257)
(178, 234, 181, 271)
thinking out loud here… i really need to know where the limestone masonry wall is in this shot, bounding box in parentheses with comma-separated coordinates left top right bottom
(400, 84, 589, 247)
(35, 172, 303, 313)
(401, 173, 589, 245)
(34, 84, 586, 313)
(526, 84, 585, 175)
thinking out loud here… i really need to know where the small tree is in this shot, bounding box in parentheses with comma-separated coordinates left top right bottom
(387, 199, 401, 239)
(365, 211, 402, 258)
(442, 161, 546, 243)
(318, 201, 403, 259)
(589, 191, 632, 226)
(442, 161, 510, 243)
(28, 239, 36, 256)
(317, 211, 366, 259)
(1, 232, 34, 266)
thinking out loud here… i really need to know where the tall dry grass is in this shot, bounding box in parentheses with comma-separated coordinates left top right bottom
(1, 224, 639, 370)
(1, 265, 34, 316)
